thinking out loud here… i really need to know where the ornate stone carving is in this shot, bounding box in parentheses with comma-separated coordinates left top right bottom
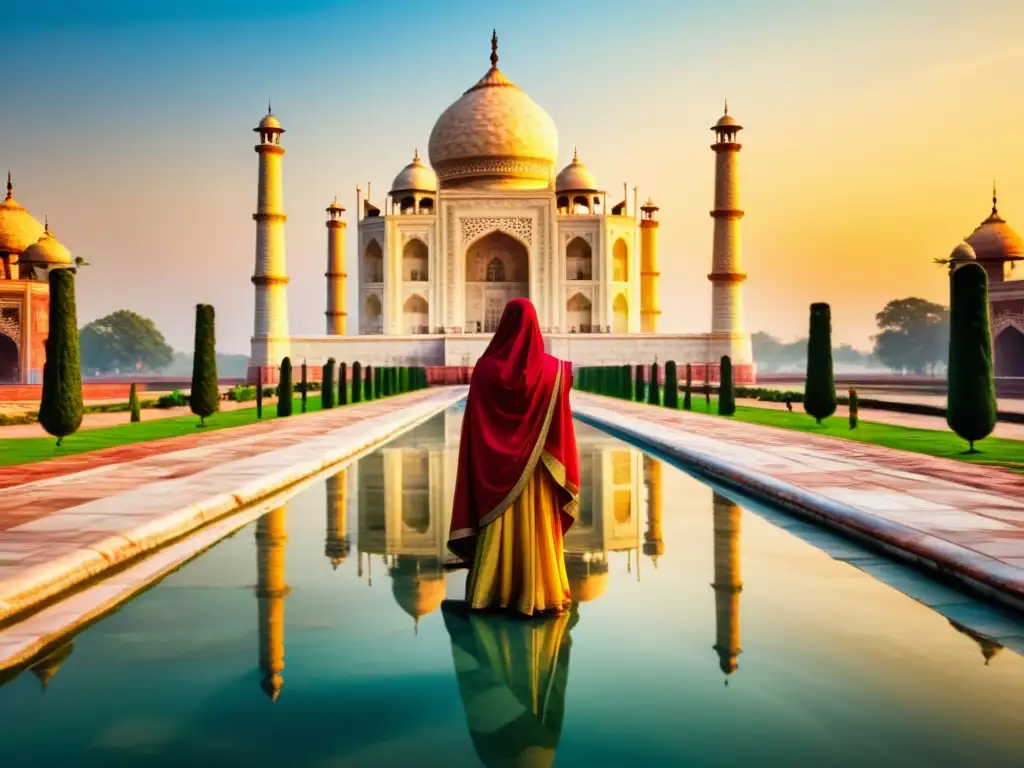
(993, 312, 1024, 336)
(0, 304, 22, 349)
(435, 157, 553, 186)
(446, 204, 456, 322)
(460, 216, 533, 247)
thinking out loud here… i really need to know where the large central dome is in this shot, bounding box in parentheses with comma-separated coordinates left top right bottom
(427, 32, 558, 190)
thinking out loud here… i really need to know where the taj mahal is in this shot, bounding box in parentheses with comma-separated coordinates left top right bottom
(248, 31, 755, 384)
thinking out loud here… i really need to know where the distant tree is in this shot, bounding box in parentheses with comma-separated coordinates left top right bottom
(338, 362, 348, 405)
(277, 357, 293, 417)
(804, 303, 837, 424)
(718, 356, 736, 416)
(322, 358, 335, 409)
(947, 263, 996, 452)
(683, 363, 692, 411)
(39, 269, 84, 446)
(634, 364, 645, 402)
(129, 382, 141, 423)
(190, 304, 219, 427)
(872, 297, 949, 374)
(647, 363, 661, 405)
(256, 368, 263, 418)
(351, 361, 362, 403)
(79, 310, 174, 374)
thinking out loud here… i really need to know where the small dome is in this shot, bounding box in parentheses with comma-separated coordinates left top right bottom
(565, 555, 609, 603)
(256, 103, 283, 133)
(390, 150, 438, 194)
(0, 174, 45, 255)
(21, 221, 73, 267)
(391, 562, 446, 621)
(326, 197, 345, 213)
(555, 149, 599, 193)
(427, 32, 558, 190)
(966, 190, 1023, 263)
(948, 240, 977, 264)
(713, 101, 742, 131)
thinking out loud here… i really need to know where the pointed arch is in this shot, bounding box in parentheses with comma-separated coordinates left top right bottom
(995, 326, 1024, 377)
(566, 236, 592, 281)
(364, 293, 383, 334)
(403, 237, 429, 281)
(612, 293, 628, 334)
(566, 292, 593, 333)
(613, 238, 629, 282)
(403, 293, 429, 335)
(465, 230, 530, 334)
(363, 239, 383, 283)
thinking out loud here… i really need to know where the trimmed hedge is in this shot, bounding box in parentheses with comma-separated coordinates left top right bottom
(277, 357, 293, 417)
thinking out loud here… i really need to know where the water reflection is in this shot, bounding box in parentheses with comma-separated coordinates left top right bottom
(27, 642, 74, 692)
(442, 601, 577, 768)
(711, 493, 742, 678)
(256, 504, 290, 702)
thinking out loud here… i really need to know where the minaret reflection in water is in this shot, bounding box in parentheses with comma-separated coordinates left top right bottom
(324, 469, 351, 570)
(711, 492, 743, 680)
(255, 504, 290, 702)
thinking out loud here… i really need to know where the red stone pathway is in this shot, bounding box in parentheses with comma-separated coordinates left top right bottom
(572, 392, 1024, 611)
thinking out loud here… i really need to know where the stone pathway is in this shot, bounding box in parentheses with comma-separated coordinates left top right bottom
(737, 398, 1024, 440)
(572, 392, 1024, 612)
(0, 388, 466, 623)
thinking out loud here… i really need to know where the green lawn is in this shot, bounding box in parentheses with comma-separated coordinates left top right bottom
(588, 389, 1024, 471)
(1, 395, 333, 467)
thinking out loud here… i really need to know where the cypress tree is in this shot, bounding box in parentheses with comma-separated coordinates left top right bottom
(622, 365, 630, 399)
(848, 387, 859, 430)
(634, 364, 645, 402)
(277, 357, 293, 417)
(664, 361, 679, 409)
(322, 358, 335, 409)
(683, 364, 693, 411)
(718, 356, 736, 416)
(374, 366, 383, 398)
(338, 362, 348, 405)
(364, 365, 373, 400)
(188, 304, 219, 427)
(647, 363, 661, 405)
(300, 361, 308, 413)
(256, 369, 264, 418)
(39, 269, 84, 446)
(947, 261, 997, 452)
(399, 366, 410, 393)
(351, 361, 362, 403)
(391, 366, 399, 395)
(129, 382, 141, 423)
(804, 302, 837, 424)
(383, 366, 393, 396)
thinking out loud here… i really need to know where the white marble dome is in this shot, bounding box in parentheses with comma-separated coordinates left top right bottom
(21, 222, 72, 267)
(427, 35, 557, 190)
(390, 150, 438, 194)
(556, 150, 599, 192)
(0, 177, 45, 255)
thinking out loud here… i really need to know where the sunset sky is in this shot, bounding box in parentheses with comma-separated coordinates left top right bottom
(4, 0, 1023, 353)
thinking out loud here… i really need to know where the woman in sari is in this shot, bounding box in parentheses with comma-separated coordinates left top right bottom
(448, 298, 580, 616)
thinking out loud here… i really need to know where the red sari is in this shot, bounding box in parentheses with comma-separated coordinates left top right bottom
(448, 299, 579, 613)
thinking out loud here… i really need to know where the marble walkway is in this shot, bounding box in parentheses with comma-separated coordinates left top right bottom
(0, 387, 466, 624)
(572, 392, 1024, 613)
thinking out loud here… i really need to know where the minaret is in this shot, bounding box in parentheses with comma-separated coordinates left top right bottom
(256, 505, 290, 702)
(640, 198, 661, 333)
(642, 456, 664, 566)
(325, 469, 351, 569)
(249, 104, 290, 384)
(325, 198, 348, 335)
(709, 101, 751, 364)
(711, 492, 742, 677)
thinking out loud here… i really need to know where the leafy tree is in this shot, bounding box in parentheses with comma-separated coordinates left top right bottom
(351, 361, 362, 403)
(322, 358, 335, 409)
(79, 310, 174, 374)
(683, 363, 692, 411)
(647, 363, 661, 405)
(663, 361, 679, 409)
(804, 303, 837, 424)
(947, 263, 996, 452)
(129, 382, 141, 423)
(190, 304, 219, 427)
(277, 357, 293, 416)
(39, 269, 84, 445)
(873, 297, 949, 374)
(718, 356, 736, 416)
(338, 362, 348, 405)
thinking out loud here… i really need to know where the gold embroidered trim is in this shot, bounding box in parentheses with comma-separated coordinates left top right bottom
(540, 451, 579, 521)
(476, 364, 563, 530)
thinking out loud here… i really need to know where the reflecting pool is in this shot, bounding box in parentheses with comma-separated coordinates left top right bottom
(2, 407, 1024, 767)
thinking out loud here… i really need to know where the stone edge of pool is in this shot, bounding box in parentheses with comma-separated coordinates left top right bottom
(0, 388, 467, 626)
(572, 400, 1024, 615)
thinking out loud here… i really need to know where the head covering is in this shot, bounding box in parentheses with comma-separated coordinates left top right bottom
(449, 299, 578, 561)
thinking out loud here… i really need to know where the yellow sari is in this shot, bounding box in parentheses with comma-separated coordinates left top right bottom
(465, 464, 573, 616)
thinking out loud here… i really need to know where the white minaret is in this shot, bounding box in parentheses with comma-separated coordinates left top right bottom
(708, 101, 751, 367)
(325, 198, 347, 335)
(250, 104, 291, 383)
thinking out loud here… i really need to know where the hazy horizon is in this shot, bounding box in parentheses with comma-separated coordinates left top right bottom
(4, 0, 1022, 354)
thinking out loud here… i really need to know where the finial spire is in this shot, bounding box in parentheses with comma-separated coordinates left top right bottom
(724, 98, 729, 115)
(44, 214, 49, 233)
(993, 180, 999, 215)
(413, 148, 420, 162)
(268, 99, 272, 114)
(573, 146, 578, 162)
(5, 171, 11, 200)
(490, 29, 499, 69)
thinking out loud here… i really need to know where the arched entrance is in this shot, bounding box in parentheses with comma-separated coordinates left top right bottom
(364, 239, 383, 283)
(612, 293, 629, 334)
(403, 238, 428, 282)
(0, 334, 18, 383)
(364, 294, 383, 334)
(613, 238, 629, 282)
(567, 292, 593, 333)
(465, 231, 529, 333)
(403, 294, 428, 335)
(566, 236, 592, 281)
(995, 326, 1024, 377)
